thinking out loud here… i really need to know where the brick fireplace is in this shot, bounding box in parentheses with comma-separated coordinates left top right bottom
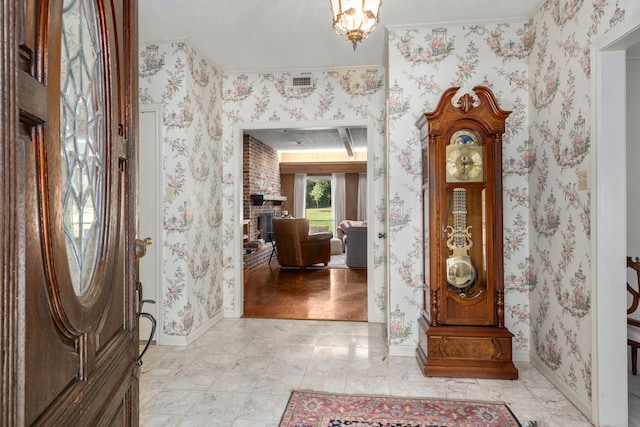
(243, 134, 283, 271)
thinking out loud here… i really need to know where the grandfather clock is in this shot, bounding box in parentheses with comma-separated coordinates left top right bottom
(415, 86, 518, 379)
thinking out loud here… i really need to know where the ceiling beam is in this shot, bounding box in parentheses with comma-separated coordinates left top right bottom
(280, 161, 366, 174)
(337, 128, 355, 160)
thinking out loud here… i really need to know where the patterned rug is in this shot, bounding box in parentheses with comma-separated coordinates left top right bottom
(279, 391, 522, 427)
(280, 253, 348, 269)
(327, 252, 346, 268)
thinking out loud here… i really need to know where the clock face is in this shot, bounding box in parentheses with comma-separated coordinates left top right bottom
(445, 145, 484, 182)
(450, 129, 480, 146)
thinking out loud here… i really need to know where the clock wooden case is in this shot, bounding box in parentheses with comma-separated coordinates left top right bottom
(415, 86, 518, 380)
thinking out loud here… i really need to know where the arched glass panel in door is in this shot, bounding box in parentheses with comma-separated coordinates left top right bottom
(60, 0, 106, 297)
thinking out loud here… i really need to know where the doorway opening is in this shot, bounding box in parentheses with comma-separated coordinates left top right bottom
(592, 11, 640, 426)
(235, 120, 376, 322)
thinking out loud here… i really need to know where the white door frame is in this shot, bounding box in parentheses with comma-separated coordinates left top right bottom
(233, 119, 378, 320)
(591, 10, 640, 425)
(139, 104, 164, 344)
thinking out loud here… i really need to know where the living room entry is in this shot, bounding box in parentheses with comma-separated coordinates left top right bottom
(239, 124, 372, 321)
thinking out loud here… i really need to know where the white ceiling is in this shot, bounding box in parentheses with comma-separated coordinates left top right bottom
(138, 1, 541, 153)
(138, 0, 540, 73)
(244, 127, 368, 154)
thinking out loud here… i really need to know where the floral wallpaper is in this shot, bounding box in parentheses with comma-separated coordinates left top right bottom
(139, 41, 224, 339)
(220, 69, 388, 322)
(386, 0, 638, 410)
(138, 0, 640, 416)
(527, 0, 636, 408)
(386, 22, 532, 356)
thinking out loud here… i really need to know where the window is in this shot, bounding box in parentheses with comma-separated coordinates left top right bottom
(305, 176, 333, 230)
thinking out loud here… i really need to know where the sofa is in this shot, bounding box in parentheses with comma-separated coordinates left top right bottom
(345, 226, 367, 268)
(337, 220, 367, 252)
(272, 218, 333, 269)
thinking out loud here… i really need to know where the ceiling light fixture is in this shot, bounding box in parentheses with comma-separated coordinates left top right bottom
(329, 0, 382, 51)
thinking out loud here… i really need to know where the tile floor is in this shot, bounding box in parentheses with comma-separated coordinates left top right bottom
(139, 318, 596, 426)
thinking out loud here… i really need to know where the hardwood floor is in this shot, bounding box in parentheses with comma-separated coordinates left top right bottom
(243, 261, 368, 321)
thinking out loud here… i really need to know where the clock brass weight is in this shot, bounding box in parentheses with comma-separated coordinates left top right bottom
(415, 86, 518, 379)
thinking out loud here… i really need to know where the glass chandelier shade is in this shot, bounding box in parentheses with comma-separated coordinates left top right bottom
(330, 0, 382, 50)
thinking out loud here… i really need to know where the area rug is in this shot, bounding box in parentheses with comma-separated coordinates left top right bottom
(279, 390, 522, 427)
(327, 252, 346, 268)
(280, 253, 348, 269)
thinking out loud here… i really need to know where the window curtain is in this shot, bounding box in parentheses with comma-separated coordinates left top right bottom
(357, 173, 367, 221)
(332, 173, 346, 235)
(293, 173, 306, 218)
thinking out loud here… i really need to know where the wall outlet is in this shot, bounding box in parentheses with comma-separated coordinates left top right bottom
(578, 169, 590, 191)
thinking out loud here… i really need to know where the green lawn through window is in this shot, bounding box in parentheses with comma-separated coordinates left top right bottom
(306, 207, 333, 230)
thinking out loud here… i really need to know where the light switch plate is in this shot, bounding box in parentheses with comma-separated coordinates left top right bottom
(578, 169, 590, 191)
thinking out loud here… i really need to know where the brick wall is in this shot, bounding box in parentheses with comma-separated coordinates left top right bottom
(243, 244, 276, 272)
(243, 135, 282, 269)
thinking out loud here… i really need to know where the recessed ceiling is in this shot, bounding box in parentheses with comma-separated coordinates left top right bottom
(244, 128, 367, 153)
(138, 1, 540, 73)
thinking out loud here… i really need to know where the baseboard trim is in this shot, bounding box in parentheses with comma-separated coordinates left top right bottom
(157, 312, 224, 347)
(530, 353, 592, 421)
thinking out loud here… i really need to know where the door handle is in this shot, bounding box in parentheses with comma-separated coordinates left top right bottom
(378, 232, 386, 239)
(135, 295, 156, 373)
(134, 237, 153, 259)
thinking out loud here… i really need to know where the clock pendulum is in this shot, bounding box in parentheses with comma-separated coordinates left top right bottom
(445, 188, 477, 297)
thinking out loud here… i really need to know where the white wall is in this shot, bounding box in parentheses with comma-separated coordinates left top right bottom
(628, 56, 640, 256)
(628, 54, 640, 322)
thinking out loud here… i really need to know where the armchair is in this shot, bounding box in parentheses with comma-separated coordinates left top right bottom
(628, 256, 640, 374)
(272, 218, 333, 269)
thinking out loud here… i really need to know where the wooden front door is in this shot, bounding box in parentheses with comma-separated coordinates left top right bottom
(2, 0, 140, 425)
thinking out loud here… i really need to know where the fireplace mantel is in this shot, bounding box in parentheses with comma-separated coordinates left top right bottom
(250, 194, 287, 206)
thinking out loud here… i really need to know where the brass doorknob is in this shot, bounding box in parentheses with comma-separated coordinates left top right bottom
(135, 237, 153, 259)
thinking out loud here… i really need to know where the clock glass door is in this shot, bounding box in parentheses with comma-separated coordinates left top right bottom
(444, 186, 486, 299)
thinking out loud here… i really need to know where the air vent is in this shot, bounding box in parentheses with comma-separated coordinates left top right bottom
(291, 74, 312, 88)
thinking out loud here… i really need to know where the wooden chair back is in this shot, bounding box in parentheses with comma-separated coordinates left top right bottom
(627, 256, 640, 375)
(629, 256, 640, 315)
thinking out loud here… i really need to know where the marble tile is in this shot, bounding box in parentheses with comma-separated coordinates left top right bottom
(349, 345, 387, 362)
(186, 354, 235, 371)
(264, 356, 309, 376)
(164, 368, 219, 391)
(312, 344, 351, 360)
(306, 358, 349, 378)
(299, 375, 346, 393)
(235, 392, 291, 422)
(139, 319, 595, 426)
(346, 359, 388, 378)
(388, 379, 446, 398)
(186, 391, 249, 418)
(207, 371, 261, 393)
(252, 373, 304, 394)
(176, 414, 236, 427)
(315, 333, 353, 347)
(275, 343, 316, 359)
(139, 412, 185, 427)
(344, 376, 390, 395)
(141, 389, 203, 415)
(149, 349, 200, 370)
(227, 355, 271, 375)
